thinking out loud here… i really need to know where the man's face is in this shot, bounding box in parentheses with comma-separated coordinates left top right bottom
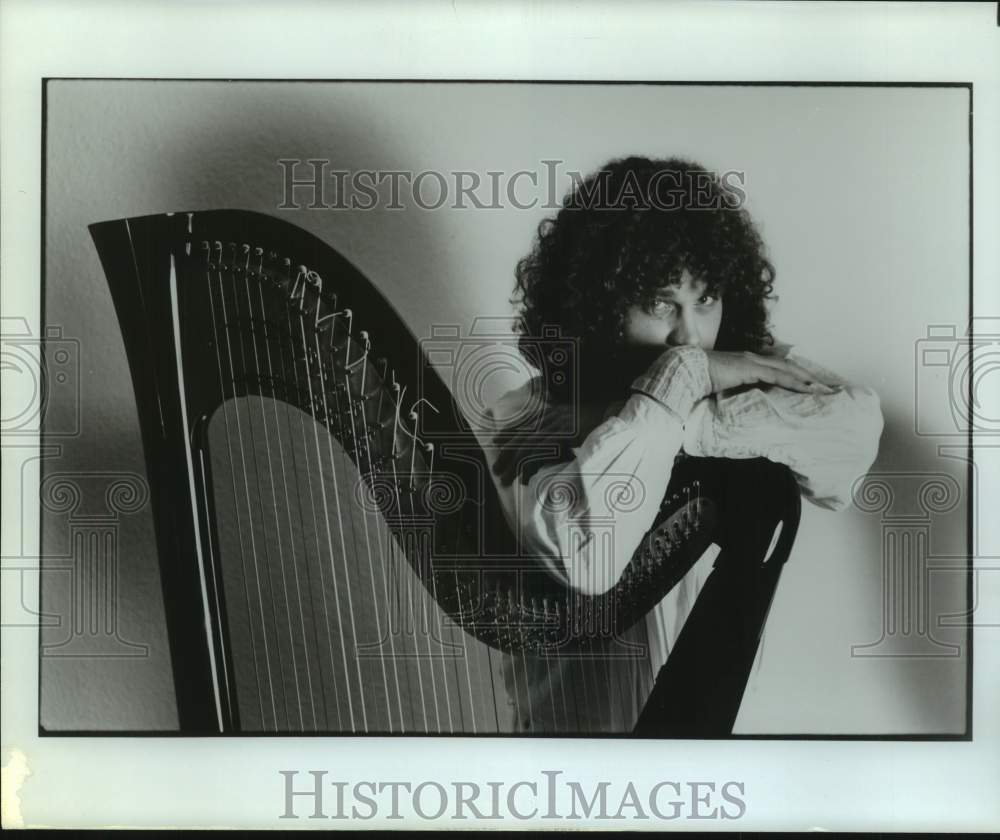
(621, 270, 723, 352)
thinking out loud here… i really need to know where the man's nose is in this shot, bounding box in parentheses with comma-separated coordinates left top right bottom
(667, 312, 700, 347)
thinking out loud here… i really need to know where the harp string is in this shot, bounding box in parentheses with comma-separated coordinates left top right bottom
(501, 584, 521, 730)
(196, 444, 234, 726)
(248, 250, 316, 730)
(518, 620, 533, 730)
(217, 243, 281, 731)
(387, 381, 431, 731)
(278, 280, 338, 729)
(370, 358, 408, 732)
(281, 266, 344, 730)
(292, 267, 365, 732)
(229, 244, 291, 731)
(454, 506, 483, 733)
(445, 461, 496, 733)
(407, 397, 460, 734)
(198, 246, 238, 726)
(182, 239, 235, 728)
(438, 499, 474, 736)
(203, 244, 270, 729)
(393, 384, 443, 733)
(338, 314, 401, 732)
(310, 294, 371, 733)
(455, 518, 489, 733)
(423, 407, 474, 734)
(342, 329, 397, 732)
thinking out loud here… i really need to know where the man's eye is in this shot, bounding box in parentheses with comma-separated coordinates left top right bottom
(698, 294, 718, 305)
(649, 300, 675, 315)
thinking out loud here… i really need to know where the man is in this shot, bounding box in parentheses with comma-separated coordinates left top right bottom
(481, 156, 883, 733)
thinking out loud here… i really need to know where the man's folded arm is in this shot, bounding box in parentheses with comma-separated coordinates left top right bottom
(515, 347, 712, 594)
(682, 351, 884, 510)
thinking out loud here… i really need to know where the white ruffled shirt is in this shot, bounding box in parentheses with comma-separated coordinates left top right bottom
(475, 346, 884, 732)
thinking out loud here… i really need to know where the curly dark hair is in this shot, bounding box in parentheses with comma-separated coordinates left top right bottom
(512, 155, 776, 402)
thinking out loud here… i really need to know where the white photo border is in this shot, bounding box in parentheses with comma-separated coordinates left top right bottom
(2, 0, 998, 830)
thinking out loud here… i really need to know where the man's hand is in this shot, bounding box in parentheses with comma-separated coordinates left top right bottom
(703, 349, 840, 396)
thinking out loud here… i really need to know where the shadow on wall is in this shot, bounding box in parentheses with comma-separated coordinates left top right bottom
(843, 406, 970, 734)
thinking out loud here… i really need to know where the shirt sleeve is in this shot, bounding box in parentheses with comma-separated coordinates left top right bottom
(681, 351, 884, 510)
(510, 346, 712, 595)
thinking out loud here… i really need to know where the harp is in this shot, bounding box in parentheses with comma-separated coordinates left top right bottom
(89, 209, 799, 735)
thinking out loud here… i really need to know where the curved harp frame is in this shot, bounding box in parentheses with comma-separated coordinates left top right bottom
(91, 209, 513, 732)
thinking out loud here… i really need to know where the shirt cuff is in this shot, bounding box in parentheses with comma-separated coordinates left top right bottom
(630, 346, 712, 422)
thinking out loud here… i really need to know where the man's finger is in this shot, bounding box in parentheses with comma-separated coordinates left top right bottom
(759, 368, 813, 393)
(755, 355, 837, 389)
(781, 373, 836, 394)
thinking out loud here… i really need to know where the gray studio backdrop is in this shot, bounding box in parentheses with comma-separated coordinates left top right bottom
(40, 80, 970, 733)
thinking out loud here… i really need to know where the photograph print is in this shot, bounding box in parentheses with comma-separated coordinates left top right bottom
(35, 79, 972, 737)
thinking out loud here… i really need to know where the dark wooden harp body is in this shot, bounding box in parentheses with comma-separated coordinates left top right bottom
(90, 209, 798, 735)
